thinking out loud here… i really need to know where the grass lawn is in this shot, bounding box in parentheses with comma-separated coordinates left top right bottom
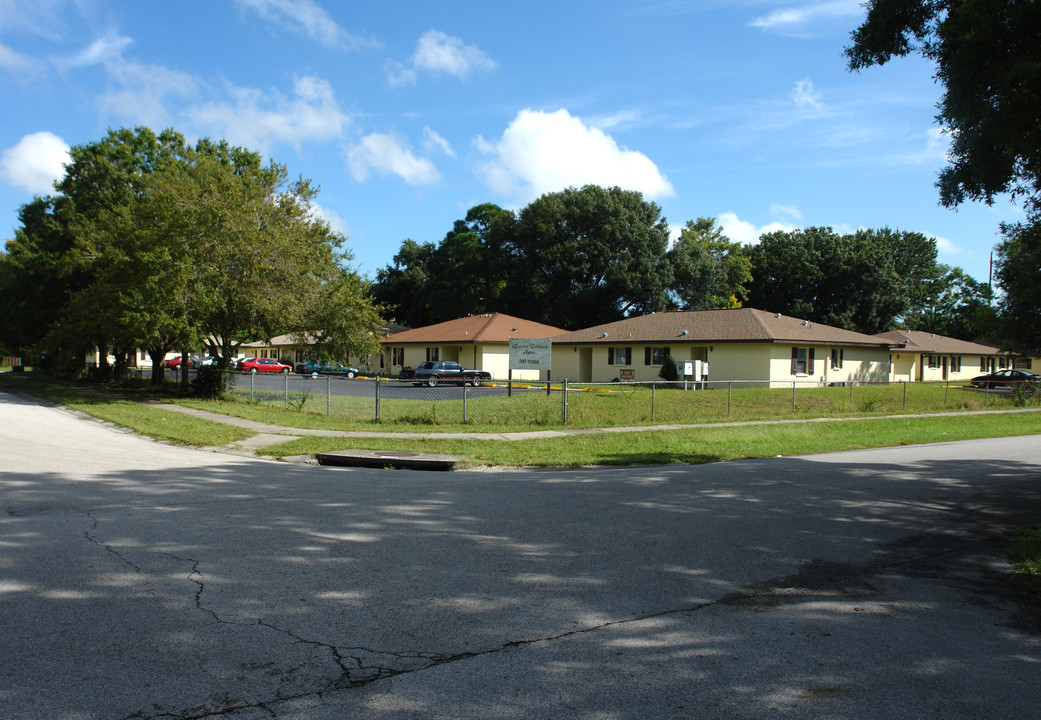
(1009, 524, 1041, 605)
(254, 412, 1041, 467)
(4, 370, 1041, 467)
(212, 376, 1020, 431)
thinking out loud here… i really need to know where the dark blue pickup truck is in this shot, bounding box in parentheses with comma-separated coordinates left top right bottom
(407, 361, 491, 387)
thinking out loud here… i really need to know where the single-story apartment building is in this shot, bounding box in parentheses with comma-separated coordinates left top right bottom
(379, 313, 565, 380)
(548, 308, 899, 386)
(242, 324, 409, 372)
(873, 329, 1031, 383)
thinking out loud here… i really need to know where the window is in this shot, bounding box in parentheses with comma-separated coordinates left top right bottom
(999, 356, 1010, 369)
(425, 347, 440, 362)
(951, 356, 961, 372)
(830, 348, 844, 370)
(607, 347, 632, 366)
(790, 347, 815, 375)
(644, 347, 671, 365)
(1014, 358, 1033, 369)
(927, 355, 938, 369)
(392, 347, 404, 366)
(981, 357, 988, 372)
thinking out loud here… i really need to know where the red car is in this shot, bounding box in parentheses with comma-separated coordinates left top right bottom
(238, 357, 292, 374)
(164, 356, 198, 369)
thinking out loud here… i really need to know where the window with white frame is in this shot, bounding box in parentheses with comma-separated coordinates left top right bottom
(830, 348, 843, 369)
(425, 347, 440, 362)
(392, 347, 404, 366)
(607, 347, 632, 366)
(951, 355, 961, 372)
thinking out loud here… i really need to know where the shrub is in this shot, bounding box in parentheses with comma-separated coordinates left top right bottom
(191, 367, 227, 399)
(659, 355, 679, 381)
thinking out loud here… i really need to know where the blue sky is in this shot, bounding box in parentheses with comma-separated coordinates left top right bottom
(0, 0, 1025, 285)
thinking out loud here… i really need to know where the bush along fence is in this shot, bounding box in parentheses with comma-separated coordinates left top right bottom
(183, 368, 1039, 429)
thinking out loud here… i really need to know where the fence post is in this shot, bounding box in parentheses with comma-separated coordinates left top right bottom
(902, 380, 907, 411)
(792, 381, 797, 412)
(728, 382, 732, 416)
(651, 381, 656, 422)
(327, 375, 331, 416)
(284, 371, 289, 409)
(463, 381, 468, 424)
(944, 378, 950, 407)
(562, 379, 568, 425)
(849, 380, 854, 407)
(375, 374, 381, 423)
(250, 371, 255, 402)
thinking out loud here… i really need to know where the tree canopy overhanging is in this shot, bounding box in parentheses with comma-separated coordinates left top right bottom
(0, 126, 383, 385)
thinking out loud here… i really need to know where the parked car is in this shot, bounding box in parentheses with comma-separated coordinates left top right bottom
(238, 357, 292, 374)
(294, 360, 358, 379)
(970, 368, 1039, 388)
(164, 356, 198, 370)
(411, 361, 491, 387)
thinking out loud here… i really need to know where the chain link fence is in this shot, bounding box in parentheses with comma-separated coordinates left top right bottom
(151, 368, 1028, 429)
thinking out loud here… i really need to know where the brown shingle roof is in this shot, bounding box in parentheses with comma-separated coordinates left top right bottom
(550, 309, 897, 347)
(381, 313, 565, 345)
(873, 329, 999, 355)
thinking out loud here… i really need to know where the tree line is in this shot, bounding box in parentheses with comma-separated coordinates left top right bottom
(0, 127, 383, 390)
(371, 185, 998, 341)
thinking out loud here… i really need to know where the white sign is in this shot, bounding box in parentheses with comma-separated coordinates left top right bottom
(509, 339, 552, 371)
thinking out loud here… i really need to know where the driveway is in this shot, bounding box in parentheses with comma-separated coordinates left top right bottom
(1, 389, 1039, 719)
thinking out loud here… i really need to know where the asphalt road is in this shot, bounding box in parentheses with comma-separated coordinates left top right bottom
(2, 389, 1040, 719)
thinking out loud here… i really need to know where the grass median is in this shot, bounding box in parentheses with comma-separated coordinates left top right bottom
(4, 370, 1041, 467)
(255, 412, 1041, 467)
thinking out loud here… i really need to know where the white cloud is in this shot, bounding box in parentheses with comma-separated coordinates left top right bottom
(190, 75, 350, 152)
(0, 41, 39, 72)
(717, 211, 799, 246)
(388, 30, 496, 85)
(413, 30, 496, 76)
(69, 31, 133, 67)
(232, 0, 378, 50)
(750, 1, 864, 34)
(933, 234, 960, 255)
(791, 79, 824, 112)
(98, 59, 198, 129)
(0, 131, 70, 194)
(770, 204, 803, 222)
(422, 127, 455, 158)
(308, 201, 349, 236)
(346, 132, 440, 186)
(476, 108, 675, 203)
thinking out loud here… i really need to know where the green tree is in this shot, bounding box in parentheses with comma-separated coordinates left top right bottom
(746, 227, 943, 335)
(1, 126, 383, 387)
(373, 203, 516, 327)
(846, 0, 1041, 206)
(994, 218, 1041, 355)
(0, 198, 83, 367)
(425, 203, 515, 321)
(903, 265, 997, 342)
(510, 185, 673, 329)
(372, 239, 437, 327)
(667, 218, 751, 310)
